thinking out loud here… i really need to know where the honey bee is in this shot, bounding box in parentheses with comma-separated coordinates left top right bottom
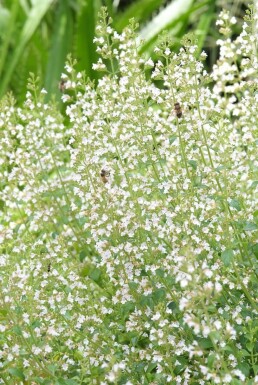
(100, 169, 110, 184)
(47, 263, 51, 272)
(174, 102, 183, 118)
(59, 79, 67, 93)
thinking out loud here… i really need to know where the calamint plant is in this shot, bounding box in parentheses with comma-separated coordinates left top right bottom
(0, 5, 258, 385)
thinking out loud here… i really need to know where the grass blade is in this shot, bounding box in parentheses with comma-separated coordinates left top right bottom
(44, 0, 73, 99)
(113, 0, 164, 31)
(0, 0, 54, 98)
(0, 1, 19, 78)
(139, 0, 194, 51)
(195, 4, 215, 56)
(75, 0, 101, 80)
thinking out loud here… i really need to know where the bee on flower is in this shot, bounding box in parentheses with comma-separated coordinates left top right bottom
(100, 168, 110, 184)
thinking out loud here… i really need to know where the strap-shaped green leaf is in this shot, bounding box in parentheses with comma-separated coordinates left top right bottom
(0, 0, 54, 97)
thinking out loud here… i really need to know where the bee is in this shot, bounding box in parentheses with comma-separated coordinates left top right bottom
(59, 79, 67, 93)
(100, 169, 110, 184)
(174, 102, 183, 118)
(47, 263, 51, 272)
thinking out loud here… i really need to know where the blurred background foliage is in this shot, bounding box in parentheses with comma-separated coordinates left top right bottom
(0, 0, 248, 104)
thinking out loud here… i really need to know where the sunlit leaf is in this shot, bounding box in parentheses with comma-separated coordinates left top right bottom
(0, 0, 54, 97)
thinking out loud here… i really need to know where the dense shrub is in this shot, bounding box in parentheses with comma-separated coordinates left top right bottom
(0, 6, 257, 385)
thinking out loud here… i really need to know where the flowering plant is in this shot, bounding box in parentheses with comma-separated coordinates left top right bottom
(0, 6, 257, 385)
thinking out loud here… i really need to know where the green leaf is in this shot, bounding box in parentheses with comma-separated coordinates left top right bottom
(169, 135, 177, 144)
(32, 378, 52, 385)
(47, 364, 57, 374)
(0, 2, 19, 77)
(152, 288, 166, 304)
(140, 294, 154, 309)
(237, 362, 250, 376)
(0, 6, 10, 35)
(252, 243, 258, 258)
(121, 301, 135, 320)
(0, 308, 8, 316)
(89, 267, 101, 282)
(207, 353, 216, 368)
(156, 268, 165, 278)
(79, 249, 89, 262)
(250, 180, 258, 189)
(253, 365, 258, 375)
(229, 199, 241, 211)
(167, 301, 177, 311)
(188, 160, 197, 170)
(0, 0, 54, 97)
(114, 0, 164, 31)
(45, 0, 73, 99)
(8, 368, 25, 380)
(243, 222, 258, 231)
(80, 263, 93, 277)
(134, 362, 146, 373)
(231, 380, 242, 385)
(209, 331, 220, 341)
(56, 380, 78, 385)
(128, 281, 138, 290)
(31, 320, 41, 329)
(198, 337, 213, 349)
(75, 0, 101, 80)
(139, 0, 194, 51)
(146, 362, 157, 373)
(221, 249, 234, 267)
(12, 325, 22, 336)
(246, 342, 254, 352)
(194, 0, 214, 56)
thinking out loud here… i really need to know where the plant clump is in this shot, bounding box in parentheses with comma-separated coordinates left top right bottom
(0, 6, 257, 385)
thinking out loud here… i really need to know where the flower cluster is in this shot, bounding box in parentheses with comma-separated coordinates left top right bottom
(0, 6, 257, 385)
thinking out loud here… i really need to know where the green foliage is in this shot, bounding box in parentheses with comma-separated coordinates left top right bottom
(0, 3, 257, 385)
(0, 0, 248, 102)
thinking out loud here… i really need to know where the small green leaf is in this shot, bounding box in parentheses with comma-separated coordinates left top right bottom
(231, 380, 242, 385)
(221, 249, 234, 267)
(12, 325, 22, 336)
(156, 268, 165, 277)
(167, 301, 177, 311)
(32, 378, 52, 385)
(80, 263, 93, 277)
(243, 222, 258, 231)
(89, 267, 101, 282)
(8, 368, 25, 380)
(198, 337, 213, 349)
(253, 365, 258, 375)
(56, 380, 78, 385)
(237, 362, 250, 376)
(146, 362, 157, 373)
(252, 243, 258, 258)
(207, 353, 216, 368)
(250, 180, 258, 189)
(246, 342, 254, 352)
(128, 281, 138, 290)
(169, 135, 177, 144)
(47, 364, 57, 374)
(152, 288, 166, 304)
(188, 160, 197, 170)
(229, 199, 241, 211)
(135, 362, 146, 373)
(0, 308, 8, 316)
(31, 320, 41, 329)
(121, 301, 135, 319)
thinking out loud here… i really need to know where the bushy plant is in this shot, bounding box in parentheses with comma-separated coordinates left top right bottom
(0, 6, 257, 385)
